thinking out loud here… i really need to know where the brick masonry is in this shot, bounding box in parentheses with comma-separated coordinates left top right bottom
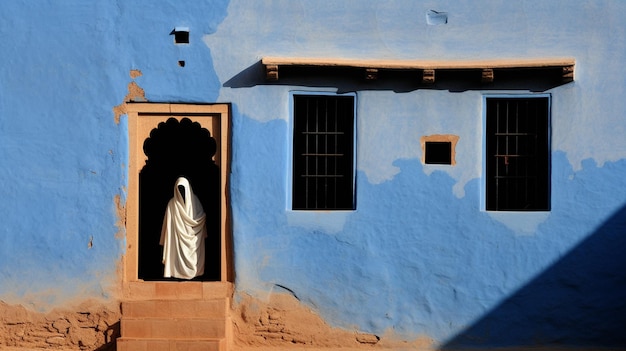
(0, 301, 120, 350)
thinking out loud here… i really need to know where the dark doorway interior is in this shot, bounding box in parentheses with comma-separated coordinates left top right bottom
(138, 117, 221, 281)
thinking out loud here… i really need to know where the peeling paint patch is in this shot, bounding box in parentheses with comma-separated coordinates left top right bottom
(112, 71, 146, 125)
(129, 69, 142, 79)
(232, 291, 434, 350)
(0, 300, 120, 350)
(488, 211, 550, 236)
(114, 194, 126, 241)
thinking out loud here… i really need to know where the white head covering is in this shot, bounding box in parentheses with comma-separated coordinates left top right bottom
(159, 177, 207, 279)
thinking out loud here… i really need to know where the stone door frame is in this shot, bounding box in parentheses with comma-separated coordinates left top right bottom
(124, 102, 232, 285)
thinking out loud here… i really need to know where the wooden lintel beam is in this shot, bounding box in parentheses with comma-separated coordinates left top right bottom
(260, 58, 575, 84)
(422, 69, 435, 84)
(481, 69, 494, 83)
(365, 68, 378, 80)
(266, 64, 279, 80)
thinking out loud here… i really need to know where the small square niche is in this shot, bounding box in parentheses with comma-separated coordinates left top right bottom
(421, 134, 459, 166)
(171, 27, 190, 44)
(425, 141, 451, 164)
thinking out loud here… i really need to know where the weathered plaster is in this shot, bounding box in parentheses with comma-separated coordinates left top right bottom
(208, 2, 626, 346)
(1, 1, 626, 349)
(114, 194, 126, 240)
(357, 91, 482, 198)
(0, 300, 120, 350)
(232, 291, 434, 351)
(206, 0, 626, 186)
(487, 212, 551, 236)
(129, 69, 142, 80)
(112, 72, 147, 125)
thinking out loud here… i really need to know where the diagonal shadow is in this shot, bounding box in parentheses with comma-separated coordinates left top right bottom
(442, 203, 626, 349)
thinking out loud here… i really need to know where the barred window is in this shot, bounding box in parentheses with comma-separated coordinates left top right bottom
(292, 94, 355, 210)
(486, 97, 550, 211)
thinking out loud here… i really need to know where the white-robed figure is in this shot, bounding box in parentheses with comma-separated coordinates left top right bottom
(160, 177, 207, 279)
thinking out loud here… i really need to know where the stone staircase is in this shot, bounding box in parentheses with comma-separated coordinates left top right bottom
(117, 281, 233, 351)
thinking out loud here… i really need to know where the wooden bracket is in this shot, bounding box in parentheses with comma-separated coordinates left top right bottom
(365, 68, 378, 80)
(562, 65, 574, 83)
(481, 69, 494, 83)
(266, 64, 279, 80)
(422, 69, 435, 84)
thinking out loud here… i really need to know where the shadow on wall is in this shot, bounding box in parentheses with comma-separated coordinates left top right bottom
(94, 321, 120, 351)
(441, 203, 626, 349)
(223, 61, 569, 93)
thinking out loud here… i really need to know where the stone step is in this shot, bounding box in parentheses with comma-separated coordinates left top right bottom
(123, 281, 234, 301)
(121, 317, 226, 339)
(117, 337, 224, 351)
(122, 299, 228, 319)
(118, 282, 233, 351)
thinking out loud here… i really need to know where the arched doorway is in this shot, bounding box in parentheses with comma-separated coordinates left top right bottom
(124, 103, 232, 284)
(139, 117, 220, 280)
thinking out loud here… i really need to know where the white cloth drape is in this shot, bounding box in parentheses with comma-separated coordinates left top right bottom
(159, 177, 207, 279)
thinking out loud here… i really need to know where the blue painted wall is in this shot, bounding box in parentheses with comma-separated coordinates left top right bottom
(0, 0, 230, 308)
(1, 0, 625, 348)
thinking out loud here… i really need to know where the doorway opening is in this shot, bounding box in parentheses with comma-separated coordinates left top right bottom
(124, 103, 232, 284)
(139, 117, 220, 280)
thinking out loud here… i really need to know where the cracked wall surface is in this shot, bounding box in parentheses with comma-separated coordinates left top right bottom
(231, 292, 433, 351)
(1, 1, 626, 350)
(0, 301, 120, 350)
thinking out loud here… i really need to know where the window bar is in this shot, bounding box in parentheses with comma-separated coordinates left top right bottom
(504, 101, 508, 209)
(528, 100, 533, 208)
(506, 101, 510, 207)
(532, 100, 538, 207)
(304, 98, 310, 208)
(301, 175, 343, 178)
(522, 101, 528, 207)
(514, 100, 519, 208)
(495, 100, 500, 210)
(302, 153, 344, 156)
(333, 99, 338, 208)
(314, 98, 319, 209)
(527, 100, 532, 208)
(526, 102, 537, 206)
(331, 100, 334, 208)
(323, 98, 328, 209)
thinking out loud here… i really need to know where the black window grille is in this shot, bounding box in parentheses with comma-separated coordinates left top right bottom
(292, 95, 355, 210)
(486, 97, 550, 211)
